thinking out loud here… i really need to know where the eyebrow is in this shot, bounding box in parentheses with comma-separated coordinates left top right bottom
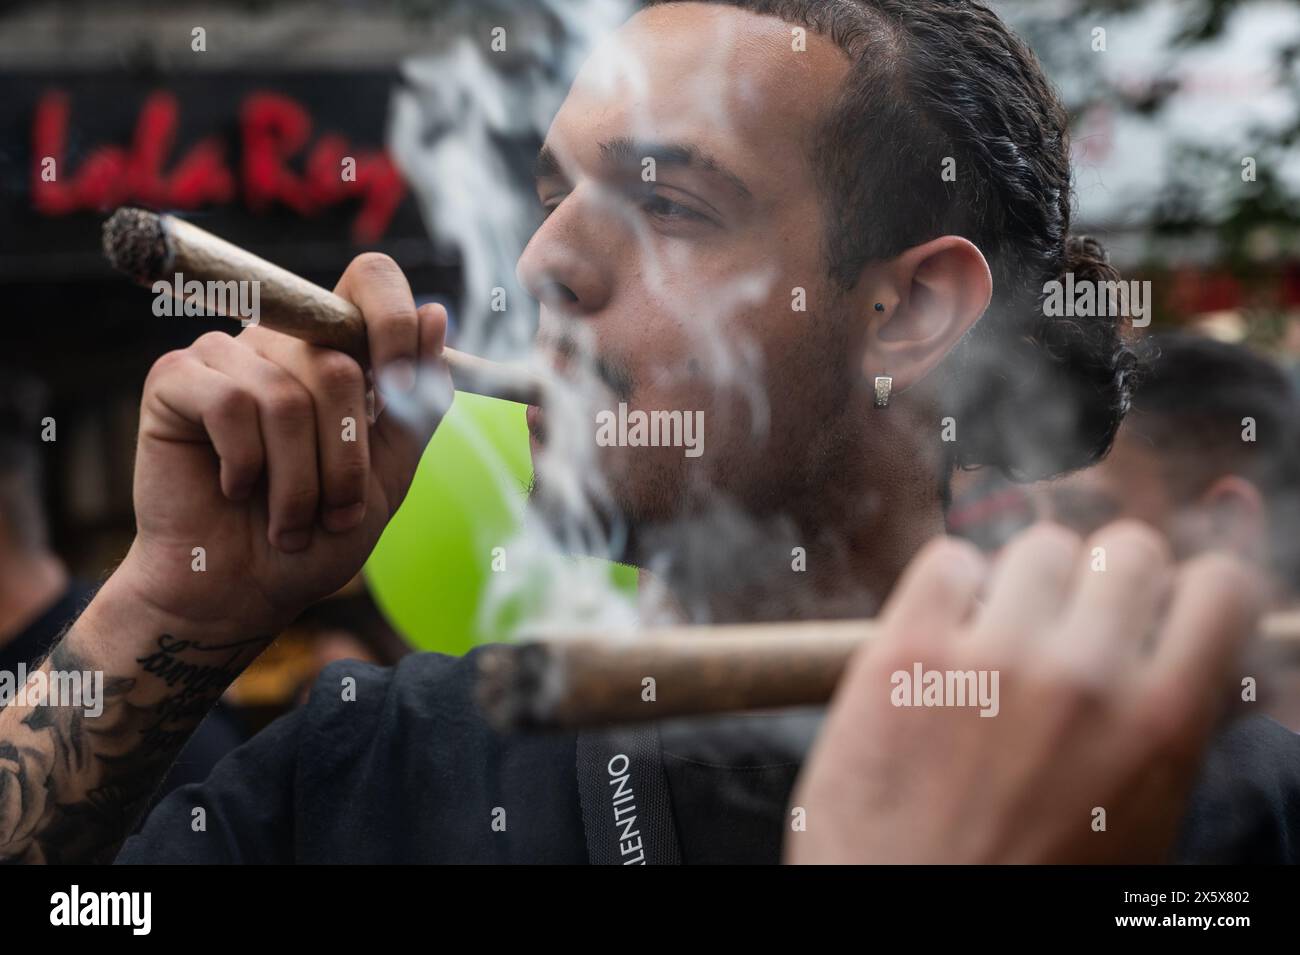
(534, 137, 753, 200)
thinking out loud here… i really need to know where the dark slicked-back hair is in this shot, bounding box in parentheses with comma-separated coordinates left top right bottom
(646, 0, 1139, 480)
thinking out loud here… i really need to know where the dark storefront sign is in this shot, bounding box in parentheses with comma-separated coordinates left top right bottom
(30, 87, 405, 243)
(0, 71, 449, 283)
(1, 71, 457, 379)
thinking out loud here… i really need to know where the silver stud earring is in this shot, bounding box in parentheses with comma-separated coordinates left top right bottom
(873, 375, 893, 409)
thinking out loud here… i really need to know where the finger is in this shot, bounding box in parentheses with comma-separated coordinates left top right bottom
(827, 537, 984, 740)
(333, 252, 419, 386)
(372, 302, 454, 498)
(877, 536, 987, 655)
(1145, 552, 1263, 731)
(1051, 520, 1173, 676)
(974, 522, 1081, 650)
(242, 330, 371, 534)
(195, 332, 321, 552)
(417, 301, 449, 368)
(145, 350, 264, 501)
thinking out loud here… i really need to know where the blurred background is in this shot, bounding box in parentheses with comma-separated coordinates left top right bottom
(2, 0, 1298, 733)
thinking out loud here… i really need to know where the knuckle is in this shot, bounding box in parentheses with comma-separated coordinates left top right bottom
(314, 351, 366, 397)
(263, 382, 314, 423)
(872, 644, 927, 681)
(372, 307, 416, 330)
(1014, 521, 1083, 560)
(328, 458, 369, 496)
(146, 348, 189, 383)
(364, 305, 419, 351)
(274, 482, 319, 520)
(209, 382, 257, 423)
(1088, 520, 1171, 571)
(224, 448, 261, 474)
(916, 536, 983, 579)
(1184, 551, 1251, 591)
(193, 330, 233, 357)
(1032, 653, 1109, 713)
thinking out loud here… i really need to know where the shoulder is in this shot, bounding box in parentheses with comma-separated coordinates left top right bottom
(295, 649, 497, 783)
(1176, 715, 1300, 863)
(299, 648, 492, 745)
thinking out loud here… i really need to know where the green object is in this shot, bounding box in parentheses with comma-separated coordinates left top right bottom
(364, 392, 637, 654)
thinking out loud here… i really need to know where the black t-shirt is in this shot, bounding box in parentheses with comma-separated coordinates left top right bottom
(115, 648, 1300, 864)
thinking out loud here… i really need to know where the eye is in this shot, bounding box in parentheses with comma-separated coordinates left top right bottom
(641, 193, 708, 223)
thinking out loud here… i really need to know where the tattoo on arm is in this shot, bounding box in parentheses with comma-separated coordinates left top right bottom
(0, 632, 270, 864)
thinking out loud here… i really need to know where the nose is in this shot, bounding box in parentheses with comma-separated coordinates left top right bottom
(516, 189, 613, 319)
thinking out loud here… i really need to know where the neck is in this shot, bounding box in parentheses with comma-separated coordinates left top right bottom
(0, 547, 68, 644)
(639, 409, 947, 626)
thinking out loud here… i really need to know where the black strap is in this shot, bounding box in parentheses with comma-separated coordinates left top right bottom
(577, 725, 682, 865)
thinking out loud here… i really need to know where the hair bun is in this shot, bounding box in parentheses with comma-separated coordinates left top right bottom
(949, 234, 1141, 481)
(1063, 234, 1118, 286)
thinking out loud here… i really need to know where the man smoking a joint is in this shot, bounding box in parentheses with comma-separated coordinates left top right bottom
(2, 0, 1295, 865)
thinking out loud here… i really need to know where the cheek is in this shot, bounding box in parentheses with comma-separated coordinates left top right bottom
(727, 291, 851, 425)
(604, 247, 845, 441)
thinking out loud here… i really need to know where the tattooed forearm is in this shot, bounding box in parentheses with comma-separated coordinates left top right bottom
(0, 630, 270, 864)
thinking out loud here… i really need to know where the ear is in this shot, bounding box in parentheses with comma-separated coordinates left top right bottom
(855, 236, 993, 393)
(1193, 474, 1267, 562)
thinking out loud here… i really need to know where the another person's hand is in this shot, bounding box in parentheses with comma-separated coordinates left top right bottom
(117, 253, 451, 638)
(786, 521, 1263, 864)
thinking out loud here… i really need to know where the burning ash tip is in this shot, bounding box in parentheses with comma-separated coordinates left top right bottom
(102, 207, 170, 284)
(474, 643, 553, 732)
